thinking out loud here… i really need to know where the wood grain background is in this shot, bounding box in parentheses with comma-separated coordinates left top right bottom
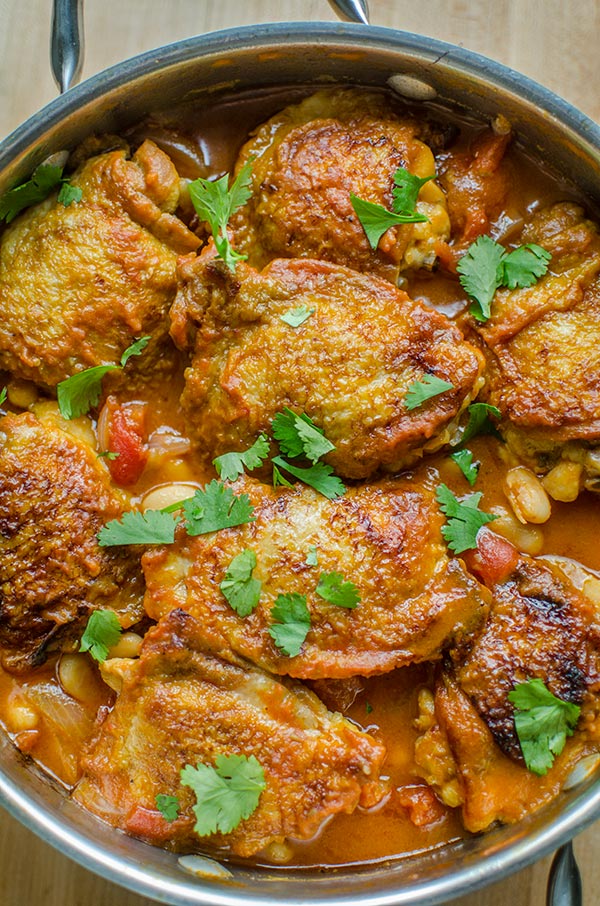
(0, 1, 599, 904)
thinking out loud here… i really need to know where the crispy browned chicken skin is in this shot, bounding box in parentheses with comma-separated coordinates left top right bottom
(142, 473, 488, 679)
(170, 254, 484, 479)
(0, 408, 145, 671)
(475, 203, 600, 486)
(0, 140, 199, 388)
(75, 609, 386, 857)
(229, 89, 450, 281)
(414, 551, 600, 831)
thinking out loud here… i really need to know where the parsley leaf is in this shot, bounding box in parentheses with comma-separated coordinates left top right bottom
(155, 794, 180, 822)
(0, 387, 6, 407)
(508, 678, 581, 776)
(350, 194, 428, 250)
(0, 164, 63, 223)
(97, 450, 119, 460)
(120, 335, 151, 367)
(435, 484, 498, 554)
(365, 701, 374, 715)
(280, 306, 315, 328)
(272, 408, 334, 463)
(79, 609, 122, 662)
(220, 549, 261, 617)
(188, 160, 253, 271)
(97, 509, 179, 547)
(180, 753, 266, 836)
(306, 545, 319, 566)
(272, 463, 293, 488)
(457, 234, 506, 322)
(316, 571, 360, 609)
(269, 593, 311, 657)
(57, 182, 83, 207)
(213, 435, 270, 482)
(405, 374, 454, 410)
(502, 244, 552, 289)
(392, 167, 435, 214)
(271, 456, 345, 500)
(458, 402, 502, 446)
(450, 449, 479, 486)
(183, 480, 255, 536)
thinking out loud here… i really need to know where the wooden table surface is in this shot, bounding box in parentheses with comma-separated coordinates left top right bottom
(0, 1, 599, 904)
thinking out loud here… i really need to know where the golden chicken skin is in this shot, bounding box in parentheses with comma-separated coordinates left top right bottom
(170, 254, 485, 480)
(0, 407, 145, 671)
(414, 535, 600, 832)
(474, 203, 600, 490)
(75, 609, 387, 858)
(0, 140, 199, 388)
(142, 473, 489, 679)
(229, 89, 451, 282)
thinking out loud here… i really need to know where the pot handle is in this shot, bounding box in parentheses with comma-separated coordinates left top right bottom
(546, 842, 583, 906)
(50, 0, 370, 93)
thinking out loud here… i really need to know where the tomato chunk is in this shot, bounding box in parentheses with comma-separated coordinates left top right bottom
(101, 396, 148, 486)
(463, 528, 520, 587)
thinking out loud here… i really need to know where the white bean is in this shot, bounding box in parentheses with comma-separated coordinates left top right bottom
(489, 505, 544, 555)
(6, 697, 39, 732)
(542, 461, 583, 502)
(58, 653, 100, 704)
(107, 631, 143, 659)
(504, 466, 551, 524)
(141, 483, 198, 512)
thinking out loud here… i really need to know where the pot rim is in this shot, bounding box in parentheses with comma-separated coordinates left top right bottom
(2, 20, 600, 906)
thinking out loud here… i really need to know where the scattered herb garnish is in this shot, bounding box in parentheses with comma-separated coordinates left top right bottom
(458, 402, 502, 446)
(213, 435, 270, 482)
(220, 549, 262, 617)
(79, 609, 122, 662)
(315, 571, 360, 609)
(508, 678, 581, 776)
(269, 593, 311, 657)
(405, 374, 454, 411)
(457, 234, 551, 322)
(306, 545, 319, 567)
(97, 450, 120, 460)
(280, 306, 315, 328)
(435, 484, 498, 554)
(97, 509, 179, 547)
(365, 701, 374, 715)
(183, 480, 255, 536)
(0, 387, 6, 407)
(272, 463, 293, 488)
(188, 160, 253, 271)
(57, 335, 150, 419)
(350, 165, 431, 250)
(180, 754, 266, 836)
(0, 163, 82, 224)
(272, 408, 335, 463)
(450, 449, 479, 486)
(155, 794, 180, 823)
(271, 456, 346, 500)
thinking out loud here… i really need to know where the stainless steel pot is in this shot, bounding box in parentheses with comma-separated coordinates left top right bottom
(1, 19, 600, 906)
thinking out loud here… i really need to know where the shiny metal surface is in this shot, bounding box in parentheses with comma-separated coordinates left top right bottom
(546, 843, 583, 906)
(327, 0, 370, 24)
(50, 0, 84, 92)
(1, 21, 600, 906)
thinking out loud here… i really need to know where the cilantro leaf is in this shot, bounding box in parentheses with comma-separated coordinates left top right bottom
(280, 306, 315, 328)
(365, 701, 374, 715)
(272, 408, 334, 463)
(405, 374, 454, 410)
(97, 509, 179, 547)
(220, 549, 261, 617)
(79, 609, 122, 662)
(350, 193, 428, 250)
(57, 182, 83, 207)
(188, 160, 253, 271)
(97, 450, 119, 460)
(120, 335, 151, 367)
(272, 456, 345, 500)
(269, 593, 311, 657)
(57, 365, 118, 419)
(450, 449, 479, 486)
(457, 234, 506, 322)
(0, 164, 64, 224)
(435, 484, 498, 554)
(392, 167, 435, 214)
(316, 571, 360, 609)
(508, 678, 581, 776)
(155, 794, 180, 822)
(458, 402, 502, 446)
(306, 545, 319, 566)
(213, 435, 270, 482)
(0, 387, 6, 407)
(502, 243, 552, 289)
(180, 753, 265, 836)
(272, 463, 293, 488)
(183, 480, 255, 536)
